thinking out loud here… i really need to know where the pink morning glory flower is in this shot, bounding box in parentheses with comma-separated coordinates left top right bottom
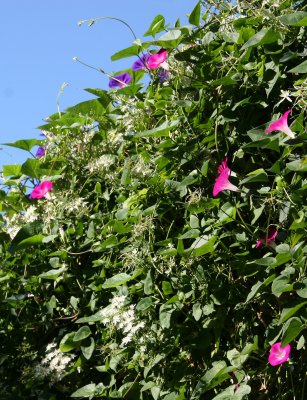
(264, 110, 295, 139)
(268, 342, 291, 366)
(213, 157, 238, 197)
(256, 228, 277, 248)
(132, 54, 150, 71)
(35, 146, 45, 158)
(31, 181, 53, 199)
(148, 48, 168, 70)
(108, 72, 132, 89)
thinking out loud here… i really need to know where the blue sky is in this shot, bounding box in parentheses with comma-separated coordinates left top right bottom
(0, 0, 192, 169)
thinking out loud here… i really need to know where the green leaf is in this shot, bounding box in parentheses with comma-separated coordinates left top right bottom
(190, 215, 200, 229)
(81, 337, 95, 360)
(71, 384, 96, 398)
(38, 266, 67, 280)
(246, 275, 275, 302)
(271, 276, 293, 297)
(144, 15, 165, 37)
(156, 29, 182, 48)
(111, 45, 141, 61)
(279, 11, 307, 26)
(10, 221, 43, 253)
(281, 317, 303, 346)
(190, 236, 216, 257)
(297, 335, 305, 350)
(252, 205, 265, 225)
(2, 164, 22, 178)
(286, 158, 307, 171)
(192, 361, 234, 398)
(136, 297, 153, 312)
(2, 139, 42, 151)
(241, 28, 280, 50)
(135, 120, 179, 138)
(144, 270, 153, 295)
(102, 271, 141, 288)
(217, 203, 236, 224)
(159, 303, 179, 328)
(279, 301, 307, 323)
(246, 281, 263, 302)
(189, 1, 201, 26)
(227, 348, 248, 368)
(178, 229, 200, 239)
(193, 303, 202, 321)
(84, 88, 111, 105)
(60, 332, 77, 352)
(211, 76, 237, 86)
(66, 98, 109, 116)
(296, 279, 307, 298)
(240, 169, 268, 185)
(73, 326, 92, 342)
(21, 158, 42, 178)
(289, 60, 307, 74)
(254, 257, 276, 266)
(162, 281, 173, 295)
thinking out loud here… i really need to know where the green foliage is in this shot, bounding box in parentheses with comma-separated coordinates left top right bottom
(0, 0, 307, 399)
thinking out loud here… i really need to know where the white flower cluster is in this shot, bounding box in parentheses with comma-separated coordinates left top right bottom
(2, 214, 23, 239)
(23, 205, 39, 223)
(131, 157, 154, 179)
(108, 130, 124, 147)
(34, 342, 75, 383)
(101, 295, 145, 347)
(2, 205, 39, 239)
(64, 197, 88, 215)
(86, 154, 116, 174)
(42, 195, 88, 227)
(112, 95, 149, 133)
(82, 123, 96, 143)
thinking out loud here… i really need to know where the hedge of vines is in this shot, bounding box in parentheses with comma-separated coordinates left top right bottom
(0, 1, 306, 399)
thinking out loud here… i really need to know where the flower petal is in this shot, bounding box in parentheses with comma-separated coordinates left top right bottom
(268, 342, 291, 366)
(131, 54, 150, 71)
(31, 181, 53, 199)
(256, 228, 277, 247)
(148, 48, 167, 69)
(264, 110, 295, 139)
(35, 146, 45, 158)
(109, 73, 132, 89)
(213, 158, 238, 197)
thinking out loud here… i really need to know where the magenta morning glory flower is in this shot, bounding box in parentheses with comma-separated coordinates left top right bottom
(35, 146, 45, 158)
(256, 228, 277, 248)
(108, 72, 132, 89)
(132, 54, 150, 71)
(268, 342, 291, 366)
(148, 48, 168, 70)
(31, 181, 53, 199)
(213, 157, 238, 197)
(264, 110, 295, 139)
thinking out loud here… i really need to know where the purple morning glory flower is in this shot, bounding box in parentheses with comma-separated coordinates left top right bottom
(109, 72, 132, 89)
(131, 54, 150, 71)
(35, 146, 45, 158)
(159, 69, 170, 82)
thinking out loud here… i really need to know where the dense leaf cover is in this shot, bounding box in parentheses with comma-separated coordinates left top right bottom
(0, 1, 306, 398)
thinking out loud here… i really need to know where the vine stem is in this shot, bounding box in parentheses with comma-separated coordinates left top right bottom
(301, 371, 307, 400)
(78, 16, 137, 41)
(289, 365, 296, 400)
(73, 57, 130, 87)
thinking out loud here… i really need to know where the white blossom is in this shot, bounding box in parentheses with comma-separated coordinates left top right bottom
(34, 342, 75, 383)
(23, 205, 39, 223)
(100, 295, 145, 347)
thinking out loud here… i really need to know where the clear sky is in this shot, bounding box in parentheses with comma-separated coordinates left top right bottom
(0, 0, 192, 170)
